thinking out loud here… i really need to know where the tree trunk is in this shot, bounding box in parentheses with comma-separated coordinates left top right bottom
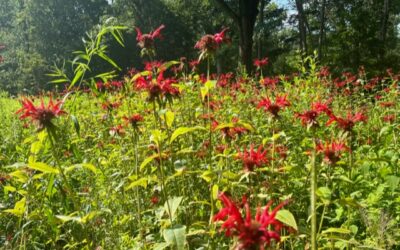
(379, 0, 390, 60)
(295, 0, 308, 55)
(238, 0, 259, 73)
(257, 0, 265, 58)
(318, 0, 326, 61)
(213, 0, 260, 73)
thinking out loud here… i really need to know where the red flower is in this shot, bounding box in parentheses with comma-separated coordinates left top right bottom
(109, 125, 125, 136)
(135, 24, 165, 49)
(213, 118, 250, 140)
(296, 110, 319, 127)
(151, 195, 159, 205)
(318, 66, 330, 78)
(16, 97, 66, 131)
(135, 69, 179, 101)
(296, 101, 332, 127)
(260, 77, 279, 89)
(254, 57, 268, 68)
(189, 60, 200, 70)
(327, 112, 367, 131)
(382, 114, 396, 123)
(379, 101, 395, 108)
(257, 94, 290, 117)
(101, 100, 121, 111)
(213, 27, 230, 44)
(214, 193, 289, 250)
(237, 145, 268, 171)
(123, 114, 144, 128)
(316, 140, 348, 164)
(195, 28, 230, 55)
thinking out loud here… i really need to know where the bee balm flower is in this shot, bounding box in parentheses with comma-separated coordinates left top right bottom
(214, 193, 290, 250)
(16, 97, 66, 131)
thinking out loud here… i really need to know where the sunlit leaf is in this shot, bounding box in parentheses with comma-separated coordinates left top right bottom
(28, 162, 59, 174)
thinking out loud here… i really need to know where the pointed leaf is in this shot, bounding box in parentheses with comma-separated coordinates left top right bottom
(170, 126, 205, 144)
(163, 225, 186, 250)
(276, 209, 298, 231)
(28, 162, 59, 174)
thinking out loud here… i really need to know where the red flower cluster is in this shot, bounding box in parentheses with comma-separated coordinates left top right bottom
(260, 77, 279, 89)
(212, 117, 250, 140)
(16, 97, 66, 131)
(101, 100, 121, 111)
(257, 94, 290, 117)
(195, 28, 230, 56)
(109, 124, 125, 136)
(253, 57, 268, 68)
(135, 69, 180, 101)
(316, 140, 348, 164)
(96, 80, 124, 92)
(237, 144, 268, 171)
(189, 60, 200, 71)
(295, 101, 331, 127)
(214, 193, 289, 250)
(327, 112, 367, 131)
(123, 114, 144, 128)
(135, 24, 165, 50)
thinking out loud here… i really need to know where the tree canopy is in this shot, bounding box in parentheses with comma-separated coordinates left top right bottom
(0, 0, 399, 93)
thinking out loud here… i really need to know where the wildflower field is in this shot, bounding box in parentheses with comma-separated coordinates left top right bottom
(0, 24, 399, 250)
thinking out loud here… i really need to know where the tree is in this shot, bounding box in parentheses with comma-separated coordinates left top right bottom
(212, 0, 261, 73)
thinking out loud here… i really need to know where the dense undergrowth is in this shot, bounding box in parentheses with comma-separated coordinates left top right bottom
(0, 23, 399, 250)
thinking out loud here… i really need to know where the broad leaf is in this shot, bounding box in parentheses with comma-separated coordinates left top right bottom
(170, 126, 205, 144)
(163, 225, 186, 250)
(276, 209, 298, 231)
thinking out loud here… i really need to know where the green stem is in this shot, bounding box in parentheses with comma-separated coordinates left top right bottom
(158, 148, 173, 225)
(310, 140, 317, 250)
(48, 129, 78, 211)
(132, 131, 143, 239)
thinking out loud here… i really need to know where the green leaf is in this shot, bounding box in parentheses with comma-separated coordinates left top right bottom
(65, 163, 98, 175)
(276, 209, 298, 231)
(69, 68, 84, 89)
(158, 61, 180, 73)
(49, 78, 69, 84)
(4, 197, 26, 217)
(28, 162, 59, 174)
(170, 126, 205, 144)
(9, 170, 28, 183)
(132, 71, 151, 81)
(56, 215, 82, 223)
(200, 86, 208, 101)
(321, 227, 351, 235)
(385, 175, 399, 192)
(151, 129, 163, 147)
(153, 242, 170, 250)
(125, 177, 148, 190)
(4, 185, 16, 192)
(205, 80, 216, 89)
(140, 154, 158, 171)
(70, 115, 80, 136)
(163, 225, 186, 250)
(200, 170, 214, 183)
(30, 141, 43, 155)
(98, 52, 121, 71)
(165, 110, 175, 128)
(164, 197, 183, 220)
(212, 184, 219, 200)
(111, 30, 125, 47)
(316, 187, 332, 204)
